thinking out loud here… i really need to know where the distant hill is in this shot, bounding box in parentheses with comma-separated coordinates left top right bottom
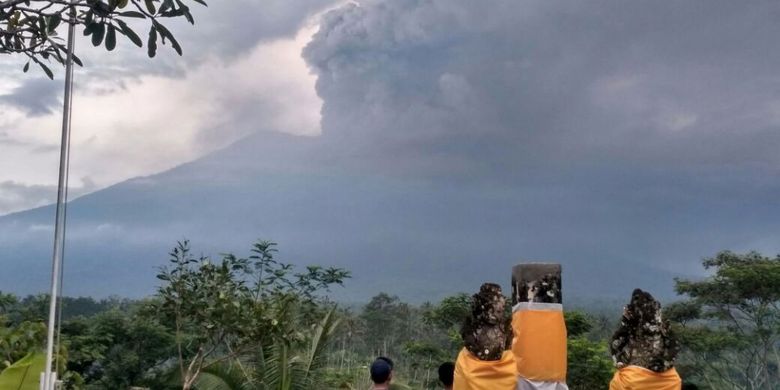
(0, 131, 687, 303)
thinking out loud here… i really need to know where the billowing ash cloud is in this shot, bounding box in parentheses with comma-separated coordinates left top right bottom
(300, 0, 780, 274)
(182, 0, 334, 59)
(303, 0, 780, 175)
(2, 0, 780, 300)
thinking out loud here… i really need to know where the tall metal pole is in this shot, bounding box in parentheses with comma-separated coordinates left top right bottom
(43, 4, 77, 389)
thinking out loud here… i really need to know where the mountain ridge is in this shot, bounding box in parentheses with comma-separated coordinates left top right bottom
(0, 130, 686, 303)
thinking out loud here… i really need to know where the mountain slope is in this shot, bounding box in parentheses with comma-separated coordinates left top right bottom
(0, 131, 691, 303)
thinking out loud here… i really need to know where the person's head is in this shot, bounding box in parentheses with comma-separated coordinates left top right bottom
(437, 362, 454, 388)
(377, 356, 394, 369)
(370, 356, 394, 385)
(682, 384, 699, 390)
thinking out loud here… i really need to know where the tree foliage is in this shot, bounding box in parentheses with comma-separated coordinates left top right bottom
(3, 247, 776, 390)
(566, 337, 613, 390)
(0, 295, 46, 373)
(0, 319, 45, 369)
(60, 308, 175, 389)
(422, 293, 470, 356)
(669, 250, 780, 390)
(153, 240, 349, 390)
(423, 293, 470, 331)
(0, 351, 47, 390)
(562, 310, 614, 390)
(194, 306, 342, 390)
(0, 292, 16, 314)
(360, 293, 412, 358)
(564, 311, 594, 339)
(0, 0, 208, 78)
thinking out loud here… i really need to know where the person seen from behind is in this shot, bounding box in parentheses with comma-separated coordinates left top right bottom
(438, 362, 454, 390)
(370, 356, 394, 390)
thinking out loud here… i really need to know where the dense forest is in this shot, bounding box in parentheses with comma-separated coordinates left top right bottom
(0, 241, 778, 389)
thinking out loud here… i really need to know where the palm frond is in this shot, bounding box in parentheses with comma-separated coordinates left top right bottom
(193, 362, 248, 390)
(303, 306, 341, 376)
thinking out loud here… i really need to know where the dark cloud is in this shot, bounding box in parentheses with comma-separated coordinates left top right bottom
(303, 0, 780, 173)
(0, 78, 61, 116)
(3, 0, 780, 300)
(299, 0, 780, 273)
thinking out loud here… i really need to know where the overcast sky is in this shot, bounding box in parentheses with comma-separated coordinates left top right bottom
(0, 0, 333, 214)
(1, 0, 779, 282)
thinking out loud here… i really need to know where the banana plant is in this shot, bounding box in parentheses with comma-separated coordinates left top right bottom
(0, 351, 46, 390)
(193, 306, 340, 390)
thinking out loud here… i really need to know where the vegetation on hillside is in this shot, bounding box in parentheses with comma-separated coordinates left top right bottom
(0, 243, 777, 389)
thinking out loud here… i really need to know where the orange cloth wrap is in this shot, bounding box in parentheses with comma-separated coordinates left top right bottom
(511, 306, 568, 382)
(453, 348, 517, 390)
(609, 366, 681, 390)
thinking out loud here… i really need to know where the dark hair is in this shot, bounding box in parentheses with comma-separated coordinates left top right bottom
(438, 362, 454, 386)
(681, 384, 699, 390)
(377, 356, 394, 369)
(370, 357, 393, 384)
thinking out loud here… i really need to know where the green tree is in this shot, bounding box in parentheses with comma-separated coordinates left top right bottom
(0, 319, 45, 370)
(566, 337, 613, 390)
(0, 291, 63, 383)
(153, 240, 349, 390)
(360, 293, 412, 358)
(564, 311, 594, 338)
(61, 307, 175, 389)
(15, 294, 50, 322)
(1, 0, 208, 78)
(0, 292, 17, 314)
(669, 250, 780, 390)
(563, 310, 614, 390)
(401, 340, 445, 388)
(422, 293, 470, 355)
(423, 294, 470, 332)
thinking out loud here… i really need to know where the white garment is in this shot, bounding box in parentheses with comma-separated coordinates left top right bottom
(517, 378, 569, 390)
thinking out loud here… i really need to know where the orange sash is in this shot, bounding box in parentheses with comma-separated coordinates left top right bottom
(609, 366, 681, 390)
(453, 348, 517, 390)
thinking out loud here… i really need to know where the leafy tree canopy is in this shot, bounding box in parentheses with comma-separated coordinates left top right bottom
(670, 250, 780, 390)
(153, 240, 349, 390)
(0, 0, 207, 78)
